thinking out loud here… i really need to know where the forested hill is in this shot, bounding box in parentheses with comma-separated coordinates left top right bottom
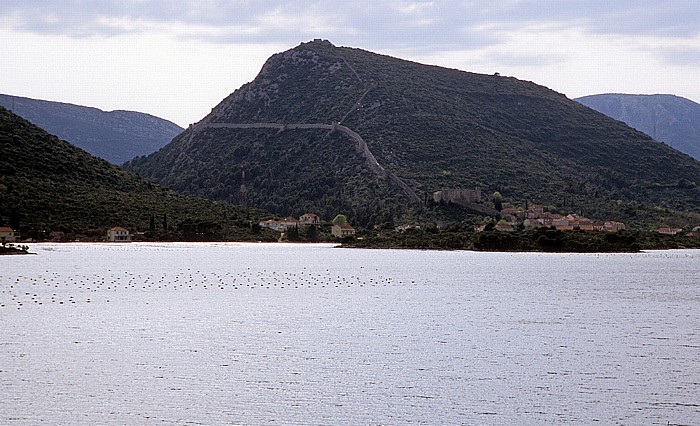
(576, 94, 700, 161)
(0, 107, 273, 240)
(125, 40, 700, 228)
(0, 94, 182, 164)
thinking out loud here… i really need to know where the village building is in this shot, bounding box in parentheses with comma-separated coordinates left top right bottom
(523, 218, 543, 228)
(568, 215, 597, 231)
(299, 213, 320, 224)
(501, 213, 518, 225)
(259, 217, 300, 232)
(107, 227, 132, 242)
(332, 223, 356, 238)
(686, 226, 700, 237)
(433, 187, 481, 204)
(551, 217, 570, 228)
(395, 224, 421, 232)
(494, 222, 515, 232)
(280, 217, 299, 228)
(604, 221, 626, 232)
(0, 226, 18, 244)
(500, 207, 527, 221)
(576, 222, 597, 231)
(656, 227, 682, 235)
(527, 205, 545, 218)
(537, 212, 560, 227)
(259, 220, 283, 231)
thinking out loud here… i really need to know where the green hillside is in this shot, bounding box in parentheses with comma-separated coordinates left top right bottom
(0, 107, 275, 241)
(125, 40, 700, 229)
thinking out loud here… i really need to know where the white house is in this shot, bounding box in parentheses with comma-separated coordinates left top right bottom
(259, 217, 300, 232)
(656, 227, 682, 235)
(279, 217, 300, 228)
(299, 213, 320, 224)
(331, 223, 356, 238)
(107, 227, 132, 242)
(0, 226, 18, 244)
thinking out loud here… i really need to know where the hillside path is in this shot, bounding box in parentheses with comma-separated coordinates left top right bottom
(192, 121, 421, 203)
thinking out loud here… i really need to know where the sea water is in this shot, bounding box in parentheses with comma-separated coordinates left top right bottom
(1, 243, 698, 424)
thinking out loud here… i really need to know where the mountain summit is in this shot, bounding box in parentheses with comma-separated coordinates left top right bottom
(125, 40, 700, 227)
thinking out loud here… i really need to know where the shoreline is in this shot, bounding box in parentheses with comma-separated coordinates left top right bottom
(0, 246, 32, 255)
(11, 240, 700, 255)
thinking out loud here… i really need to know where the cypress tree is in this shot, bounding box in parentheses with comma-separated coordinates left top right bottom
(9, 208, 20, 230)
(493, 192, 503, 212)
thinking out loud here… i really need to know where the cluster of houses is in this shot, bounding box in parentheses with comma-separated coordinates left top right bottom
(5, 206, 698, 244)
(258, 213, 356, 238)
(481, 204, 627, 233)
(101, 215, 357, 242)
(95, 221, 700, 241)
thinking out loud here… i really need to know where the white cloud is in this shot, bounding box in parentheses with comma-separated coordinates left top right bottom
(1, 0, 699, 125)
(393, 1, 435, 15)
(406, 23, 700, 103)
(254, 7, 339, 36)
(93, 14, 262, 40)
(0, 27, 285, 126)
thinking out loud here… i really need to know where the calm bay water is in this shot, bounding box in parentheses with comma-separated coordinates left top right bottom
(1, 243, 698, 425)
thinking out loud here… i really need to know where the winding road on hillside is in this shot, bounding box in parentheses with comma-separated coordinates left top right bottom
(187, 120, 421, 204)
(182, 56, 421, 204)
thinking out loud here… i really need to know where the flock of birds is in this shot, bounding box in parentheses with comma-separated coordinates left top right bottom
(0, 267, 411, 310)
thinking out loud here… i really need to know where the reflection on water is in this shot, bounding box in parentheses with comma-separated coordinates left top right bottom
(1, 243, 699, 424)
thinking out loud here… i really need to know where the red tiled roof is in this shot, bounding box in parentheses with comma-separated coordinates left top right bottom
(109, 227, 128, 231)
(0, 226, 14, 232)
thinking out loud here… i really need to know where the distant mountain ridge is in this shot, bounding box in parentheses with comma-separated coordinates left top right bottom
(0, 94, 182, 164)
(0, 106, 272, 240)
(125, 40, 700, 228)
(575, 94, 700, 161)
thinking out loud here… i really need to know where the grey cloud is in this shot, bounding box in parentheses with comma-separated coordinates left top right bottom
(0, 1, 508, 48)
(495, 0, 700, 38)
(488, 51, 568, 67)
(661, 46, 700, 66)
(2, 0, 698, 48)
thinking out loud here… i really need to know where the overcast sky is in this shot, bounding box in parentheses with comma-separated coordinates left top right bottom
(2, 1, 699, 127)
